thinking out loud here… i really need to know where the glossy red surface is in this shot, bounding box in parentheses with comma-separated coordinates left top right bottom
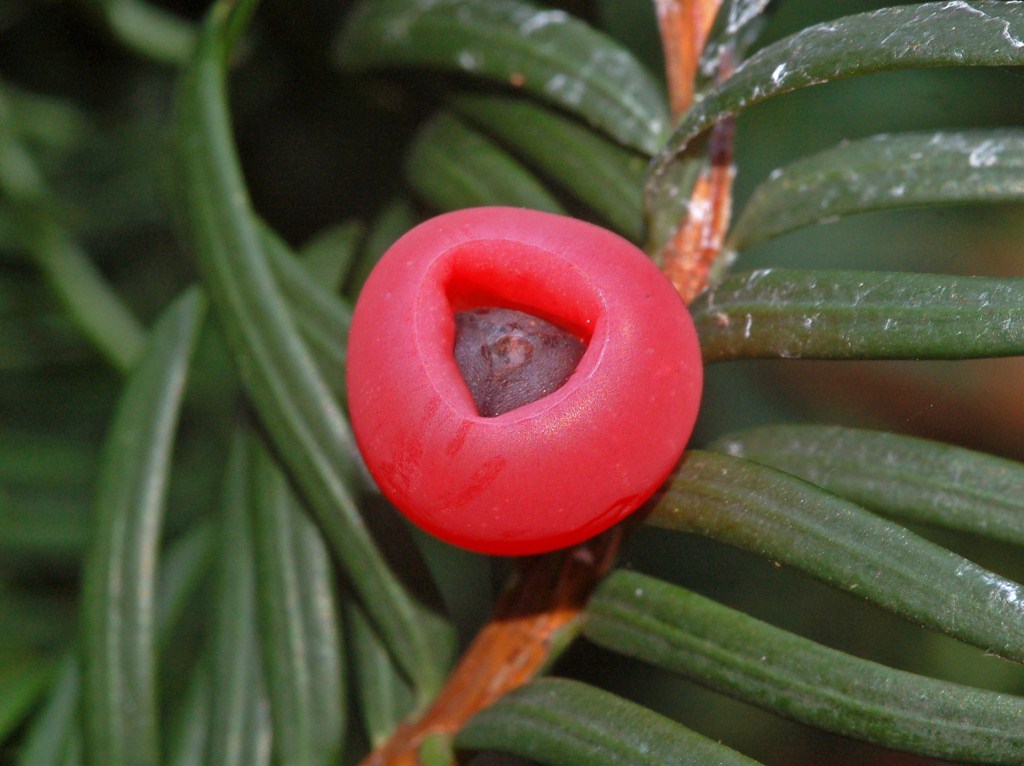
(347, 207, 702, 555)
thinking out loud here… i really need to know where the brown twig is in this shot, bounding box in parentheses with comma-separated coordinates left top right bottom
(660, 116, 735, 304)
(362, 6, 730, 762)
(654, 0, 736, 305)
(360, 529, 623, 766)
(654, 0, 722, 119)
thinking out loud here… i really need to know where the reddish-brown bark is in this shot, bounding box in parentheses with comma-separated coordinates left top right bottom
(359, 531, 622, 765)
(362, 4, 728, 762)
(654, 0, 734, 305)
(661, 116, 735, 304)
(654, 0, 723, 119)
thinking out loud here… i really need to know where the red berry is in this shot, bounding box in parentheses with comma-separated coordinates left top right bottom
(346, 207, 702, 555)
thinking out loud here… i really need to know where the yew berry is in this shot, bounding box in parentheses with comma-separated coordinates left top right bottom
(346, 207, 702, 556)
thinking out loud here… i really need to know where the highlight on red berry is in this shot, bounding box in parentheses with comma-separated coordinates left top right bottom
(346, 207, 703, 555)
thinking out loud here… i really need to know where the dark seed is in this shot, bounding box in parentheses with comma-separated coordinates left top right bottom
(454, 307, 586, 417)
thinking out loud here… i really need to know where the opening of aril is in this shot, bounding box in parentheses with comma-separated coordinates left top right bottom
(453, 307, 586, 417)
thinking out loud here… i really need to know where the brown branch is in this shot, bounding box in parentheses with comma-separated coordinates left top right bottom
(660, 117, 735, 304)
(362, 7, 732, 762)
(654, 0, 722, 119)
(360, 529, 623, 766)
(654, 0, 735, 305)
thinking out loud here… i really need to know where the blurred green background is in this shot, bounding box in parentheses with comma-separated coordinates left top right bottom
(2, 1, 1024, 764)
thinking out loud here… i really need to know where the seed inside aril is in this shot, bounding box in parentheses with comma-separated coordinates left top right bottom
(453, 307, 586, 417)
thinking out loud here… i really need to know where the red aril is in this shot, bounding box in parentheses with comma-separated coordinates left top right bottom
(347, 207, 702, 555)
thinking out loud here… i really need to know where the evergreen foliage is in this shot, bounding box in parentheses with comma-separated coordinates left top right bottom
(2, 1, 1024, 764)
